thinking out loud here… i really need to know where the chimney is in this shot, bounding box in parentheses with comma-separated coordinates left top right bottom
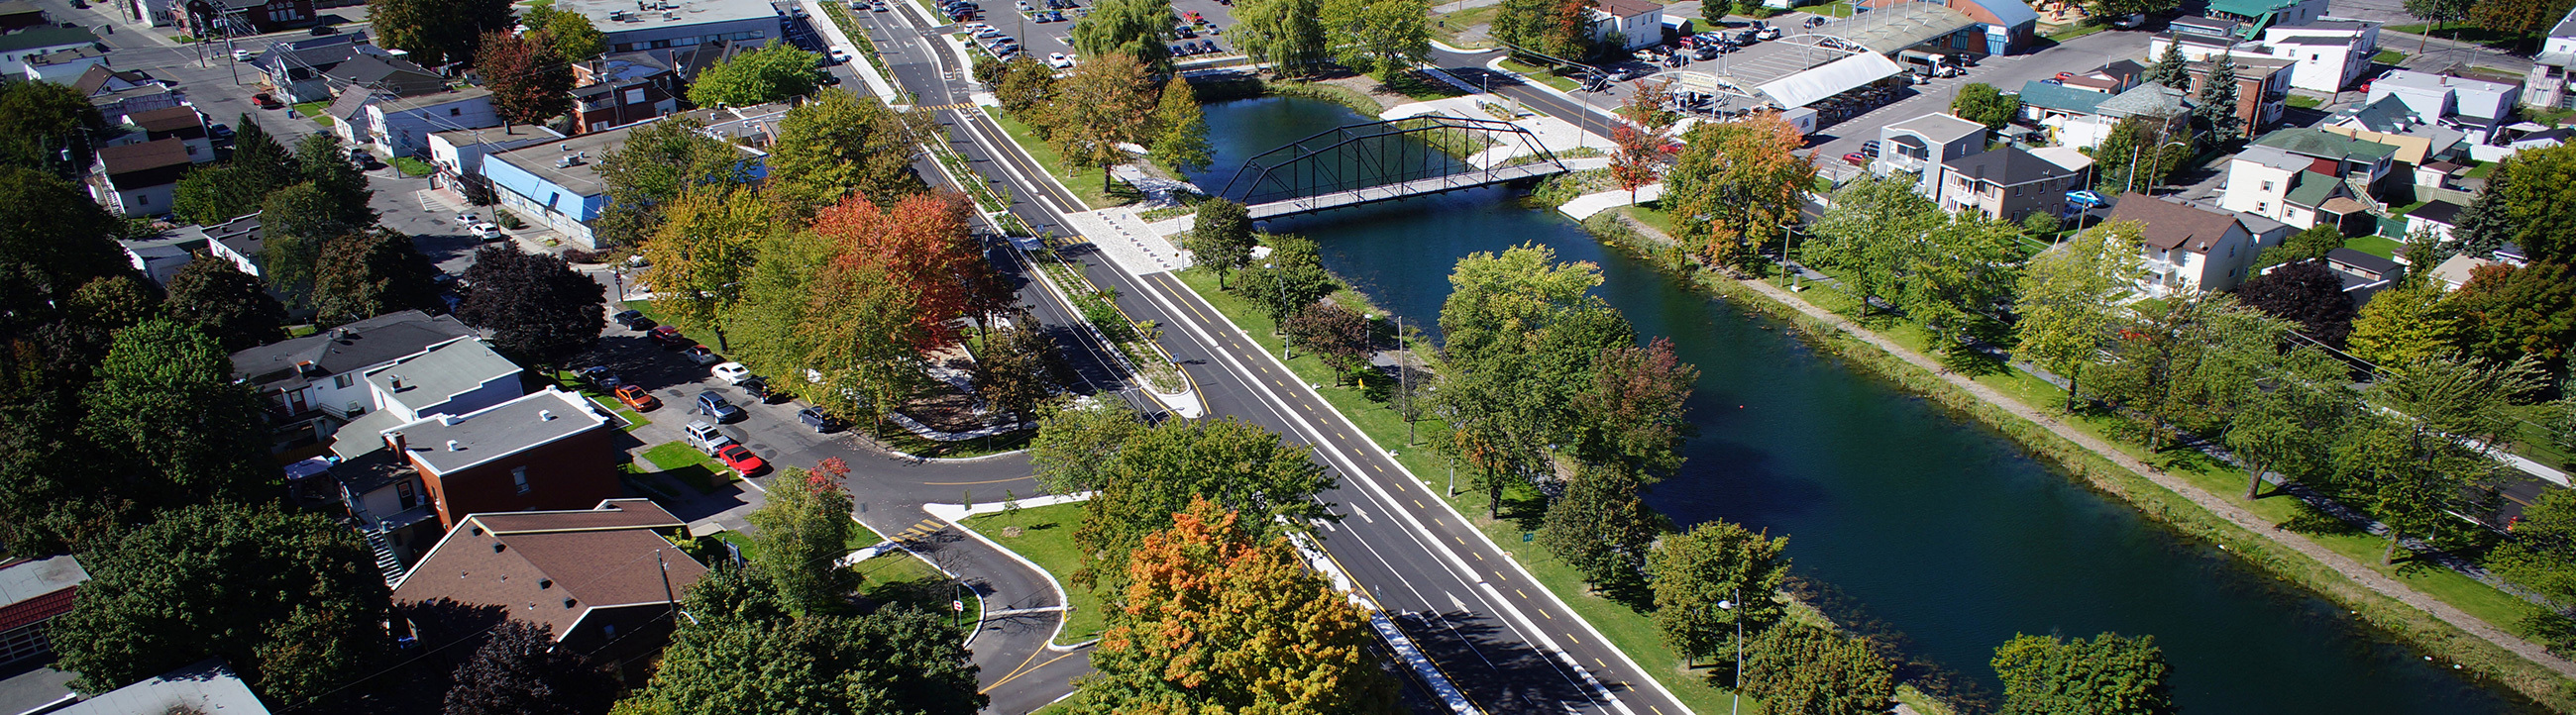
(389, 374, 404, 389)
(446, 440, 462, 452)
(539, 410, 555, 421)
(386, 431, 407, 453)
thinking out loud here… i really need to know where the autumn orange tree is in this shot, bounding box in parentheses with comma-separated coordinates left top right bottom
(809, 191, 1012, 352)
(1077, 497, 1399, 715)
(1663, 114, 1815, 270)
(643, 185, 777, 351)
(477, 30, 571, 132)
(1607, 124, 1672, 204)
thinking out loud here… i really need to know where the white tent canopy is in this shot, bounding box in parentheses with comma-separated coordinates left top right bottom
(1756, 51, 1903, 109)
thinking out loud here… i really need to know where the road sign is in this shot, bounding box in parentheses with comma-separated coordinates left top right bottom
(951, 599, 965, 612)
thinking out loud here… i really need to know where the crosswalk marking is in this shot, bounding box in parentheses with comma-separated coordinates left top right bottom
(914, 101, 976, 110)
(893, 518, 946, 541)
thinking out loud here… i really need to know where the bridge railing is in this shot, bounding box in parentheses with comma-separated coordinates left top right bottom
(1219, 115, 1565, 208)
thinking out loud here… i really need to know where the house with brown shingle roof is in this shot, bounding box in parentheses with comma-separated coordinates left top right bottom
(392, 499, 707, 667)
(2105, 193, 2269, 295)
(87, 139, 192, 217)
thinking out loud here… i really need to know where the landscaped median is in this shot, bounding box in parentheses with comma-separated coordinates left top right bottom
(957, 501, 1108, 645)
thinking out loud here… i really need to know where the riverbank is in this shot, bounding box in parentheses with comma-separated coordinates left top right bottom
(1587, 217, 2576, 712)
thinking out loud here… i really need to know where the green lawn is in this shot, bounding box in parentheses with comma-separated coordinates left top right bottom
(1386, 70, 1469, 101)
(1168, 267, 1750, 715)
(2346, 233, 2405, 259)
(959, 502, 1106, 646)
(392, 156, 433, 177)
(980, 107, 1120, 210)
(2286, 94, 2324, 109)
(863, 420, 1035, 460)
(544, 368, 650, 430)
(291, 101, 332, 125)
(2386, 22, 2536, 48)
(640, 441, 734, 492)
(2374, 49, 2409, 65)
(1498, 58, 1580, 93)
(2043, 21, 2108, 42)
(1429, 3, 1499, 49)
(1618, 201, 1676, 236)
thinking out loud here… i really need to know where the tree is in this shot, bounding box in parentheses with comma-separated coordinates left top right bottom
(1185, 198, 1256, 288)
(480, 30, 574, 131)
(1078, 497, 1400, 715)
(2252, 223, 2345, 269)
(231, 114, 297, 186)
(1054, 418, 1336, 587)
(314, 229, 446, 327)
(1569, 337, 1698, 476)
(1539, 463, 1664, 589)
(994, 56, 1059, 117)
(1811, 173, 1941, 312)
(2449, 261, 2576, 377)
(688, 44, 826, 108)
(1028, 399, 1149, 496)
(637, 568, 983, 715)
(643, 186, 772, 350)
(51, 504, 387, 705)
(443, 620, 615, 715)
(1949, 82, 2021, 130)
(456, 246, 605, 368)
(2146, 42, 2191, 90)
(1281, 302, 1373, 379)
(2488, 145, 2576, 265)
(1071, 0, 1176, 76)
(173, 163, 283, 226)
(1435, 244, 1630, 515)
(1990, 633, 2177, 715)
(973, 318, 1062, 423)
(1619, 78, 1680, 132)
(1320, 0, 1432, 80)
(767, 90, 924, 214)
(2344, 356, 2538, 562)
(2453, 173, 2515, 259)
(2491, 487, 2576, 606)
(1650, 520, 1790, 665)
(263, 183, 357, 246)
(748, 467, 857, 613)
(1231, 0, 1329, 76)
(1664, 114, 1813, 268)
(2195, 54, 2242, 139)
(1047, 54, 1158, 191)
(2473, 0, 2576, 36)
(164, 258, 287, 352)
(369, 0, 517, 66)
(2093, 292, 2287, 450)
(1741, 624, 1896, 715)
(2233, 260, 2358, 345)
(593, 117, 757, 248)
(0, 80, 102, 176)
(294, 132, 379, 230)
(807, 191, 1008, 353)
(1490, 0, 1593, 59)
(2347, 277, 2461, 369)
(543, 11, 607, 61)
(2089, 0, 2180, 18)
(2223, 345, 2356, 498)
(1149, 79, 1212, 174)
(2406, 0, 2476, 48)
(79, 319, 278, 507)
(2094, 117, 2196, 195)
(1237, 234, 1341, 330)
(1607, 124, 1671, 203)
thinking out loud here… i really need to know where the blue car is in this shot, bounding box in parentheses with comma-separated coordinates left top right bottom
(2065, 189, 2106, 209)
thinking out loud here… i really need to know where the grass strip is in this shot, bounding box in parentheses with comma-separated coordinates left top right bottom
(292, 101, 333, 125)
(959, 502, 1107, 645)
(1498, 58, 1580, 93)
(640, 441, 735, 492)
(980, 107, 1118, 209)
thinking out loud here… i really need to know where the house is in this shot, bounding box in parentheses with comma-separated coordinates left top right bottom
(85, 139, 191, 216)
(189, 212, 272, 278)
(569, 55, 682, 134)
(557, 0, 780, 55)
(2323, 95, 2470, 164)
(2322, 247, 2404, 300)
(342, 87, 501, 159)
(314, 338, 528, 579)
(118, 213, 266, 286)
(21, 46, 108, 83)
(2261, 21, 2380, 93)
(1934, 144, 2088, 222)
(479, 104, 783, 248)
(1875, 112, 1987, 195)
(352, 339, 527, 427)
(0, 0, 47, 32)
(253, 33, 390, 104)
(391, 499, 707, 668)
(0, 26, 97, 75)
(0, 556, 87, 668)
(2429, 253, 2500, 291)
(2188, 56, 2293, 134)
(69, 64, 159, 98)
(1853, 0, 2037, 56)
(379, 387, 619, 530)
(2203, 0, 2328, 35)
(50, 659, 269, 715)
(2368, 69, 2522, 145)
(2107, 194, 2269, 295)
(173, 0, 317, 38)
(2523, 5, 2576, 109)
(228, 310, 478, 452)
(2216, 145, 2365, 231)
(1585, 0, 1663, 51)
(98, 106, 215, 164)
(2405, 199, 2468, 243)
(2019, 79, 2120, 149)
(426, 128, 562, 204)
(324, 53, 448, 98)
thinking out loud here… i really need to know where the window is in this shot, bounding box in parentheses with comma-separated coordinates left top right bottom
(2256, 201, 2269, 213)
(396, 480, 417, 509)
(448, 107, 461, 116)
(138, 193, 149, 205)
(335, 374, 356, 389)
(512, 466, 530, 494)
(624, 88, 647, 104)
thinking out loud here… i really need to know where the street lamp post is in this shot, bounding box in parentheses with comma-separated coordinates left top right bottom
(1718, 589, 1744, 715)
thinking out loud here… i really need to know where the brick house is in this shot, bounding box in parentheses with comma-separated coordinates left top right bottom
(380, 386, 619, 530)
(173, 0, 317, 38)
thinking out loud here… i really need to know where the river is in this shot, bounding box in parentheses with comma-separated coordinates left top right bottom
(1178, 95, 2540, 713)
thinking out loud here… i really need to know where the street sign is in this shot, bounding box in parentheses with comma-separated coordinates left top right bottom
(951, 599, 965, 613)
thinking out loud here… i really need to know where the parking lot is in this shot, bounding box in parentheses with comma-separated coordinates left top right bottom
(940, 0, 1240, 69)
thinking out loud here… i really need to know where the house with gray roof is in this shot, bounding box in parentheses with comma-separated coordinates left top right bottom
(0, 26, 96, 75)
(2106, 193, 2269, 295)
(52, 659, 269, 715)
(1876, 111, 1987, 196)
(376, 387, 619, 531)
(1935, 144, 2087, 223)
(253, 32, 389, 104)
(2217, 143, 2371, 231)
(229, 310, 478, 452)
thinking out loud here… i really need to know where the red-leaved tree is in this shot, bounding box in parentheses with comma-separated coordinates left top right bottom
(809, 192, 1012, 353)
(1608, 124, 1674, 204)
(477, 30, 572, 133)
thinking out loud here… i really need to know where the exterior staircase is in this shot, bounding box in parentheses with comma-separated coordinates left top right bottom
(360, 526, 405, 586)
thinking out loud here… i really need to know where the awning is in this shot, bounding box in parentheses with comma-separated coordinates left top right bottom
(1756, 51, 1904, 109)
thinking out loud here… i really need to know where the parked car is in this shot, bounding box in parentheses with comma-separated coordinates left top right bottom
(1860, 139, 1880, 157)
(713, 444, 769, 475)
(615, 384, 661, 411)
(575, 365, 614, 385)
(741, 377, 777, 402)
(828, 49, 852, 64)
(695, 391, 744, 423)
(710, 361, 754, 384)
(232, 48, 255, 61)
(1842, 152, 1868, 165)
(611, 309, 654, 330)
(683, 346, 722, 365)
(254, 93, 283, 109)
(684, 420, 735, 454)
(798, 406, 843, 433)
(471, 223, 503, 242)
(2065, 189, 2106, 208)
(1047, 52, 1072, 68)
(649, 325, 690, 348)
(310, 23, 337, 35)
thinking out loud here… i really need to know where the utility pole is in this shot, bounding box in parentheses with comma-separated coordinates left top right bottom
(1397, 315, 1412, 446)
(657, 549, 677, 626)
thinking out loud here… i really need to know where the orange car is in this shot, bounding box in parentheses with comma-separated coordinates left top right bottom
(614, 384, 661, 411)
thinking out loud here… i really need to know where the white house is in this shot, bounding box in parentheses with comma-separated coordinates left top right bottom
(2369, 70, 2522, 145)
(21, 45, 106, 83)
(86, 139, 190, 217)
(2522, 5, 2576, 110)
(228, 310, 480, 451)
(2148, 18, 2379, 94)
(1876, 112, 1988, 196)
(0, 26, 96, 75)
(338, 88, 502, 159)
(1588, 0, 1664, 51)
(2108, 194, 2269, 295)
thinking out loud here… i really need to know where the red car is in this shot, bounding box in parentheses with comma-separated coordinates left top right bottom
(713, 444, 768, 475)
(254, 92, 283, 110)
(648, 325, 689, 348)
(1842, 152, 1868, 165)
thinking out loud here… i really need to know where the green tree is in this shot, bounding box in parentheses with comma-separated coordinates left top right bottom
(164, 257, 287, 352)
(230, 114, 297, 188)
(1664, 114, 1813, 268)
(748, 467, 857, 614)
(1649, 520, 1789, 666)
(688, 44, 826, 108)
(2445, 261, 2576, 376)
(972, 317, 1062, 424)
(1490, 0, 1593, 59)
(1078, 497, 1400, 715)
(262, 183, 357, 247)
(2452, 171, 2515, 258)
(2483, 143, 2576, 264)
(1149, 79, 1213, 174)
(994, 56, 1058, 117)
(2093, 292, 2287, 450)
(50, 504, 387, 705)
(312, 229, 446, 327)
(1435, 244, 1631, 515)
(1028, 399, 1150, 496)
(593, 117, 758, 248)
(0, 80, 103, 176)
(2146, 41, 2191, 90)
(1538, 463, 1664, 590)
(2223, 345, 2356, 498)
(1281, 301, 1373, 378)
(262, 233, 323, 311)
(1238, 234, 1341, 330)
(1741, 623, 1896, 715)
(2094, 117, 2196, 195)
(643, 187, 772, 350)
(1320, 0, 1432, 80)
(2345, 356, 2539, 562)
(1048, 53, 1159, 191)
(1184, 199, 1255, 288)
(2252, 223, 2346, 269)
(2492, 486, 2576, 606)
(442, 620, 615, 715)
(479, 30, 574, 131)
(2472, 0, 2576, 36)
(2196, 54, 2242, 139)
(635, 567, 983, 715)
(2092, 0, 2181, 17)
(79, 319, 278, 506)
(456, 246, 606, 368)
(2233, 260, 2358, 345)
(543, 11, 607, 61)
(1051, 417, 1337, 588)
(368, 0, 517, 66)
(768, 90, 924, 214)
(1948, 82, 2021, 129)
(2347, 277, 2462, 369)
(1071, 0, 1177, 76)
(1231, 0, 1329, 75)
(2406, 0, 2476, 41)
(173, 163, 282, 226)
(294, 133, 379, 230)
(1990, 633, 2177, 715)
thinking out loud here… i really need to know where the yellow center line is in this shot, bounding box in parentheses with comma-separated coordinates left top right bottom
(1514, 587, 1529, 598)
(1472, 553, 1484, 562)
(1453, 536, 1464, 545)
(1412, 499, 1426, 509)
(1541, 610, 1554, 620)
(1595, 658, 1608, 668)
(1370, 463, 1384, 472)
(1564, 633, 1581, 645)
(1493, 571, 1507, 581)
